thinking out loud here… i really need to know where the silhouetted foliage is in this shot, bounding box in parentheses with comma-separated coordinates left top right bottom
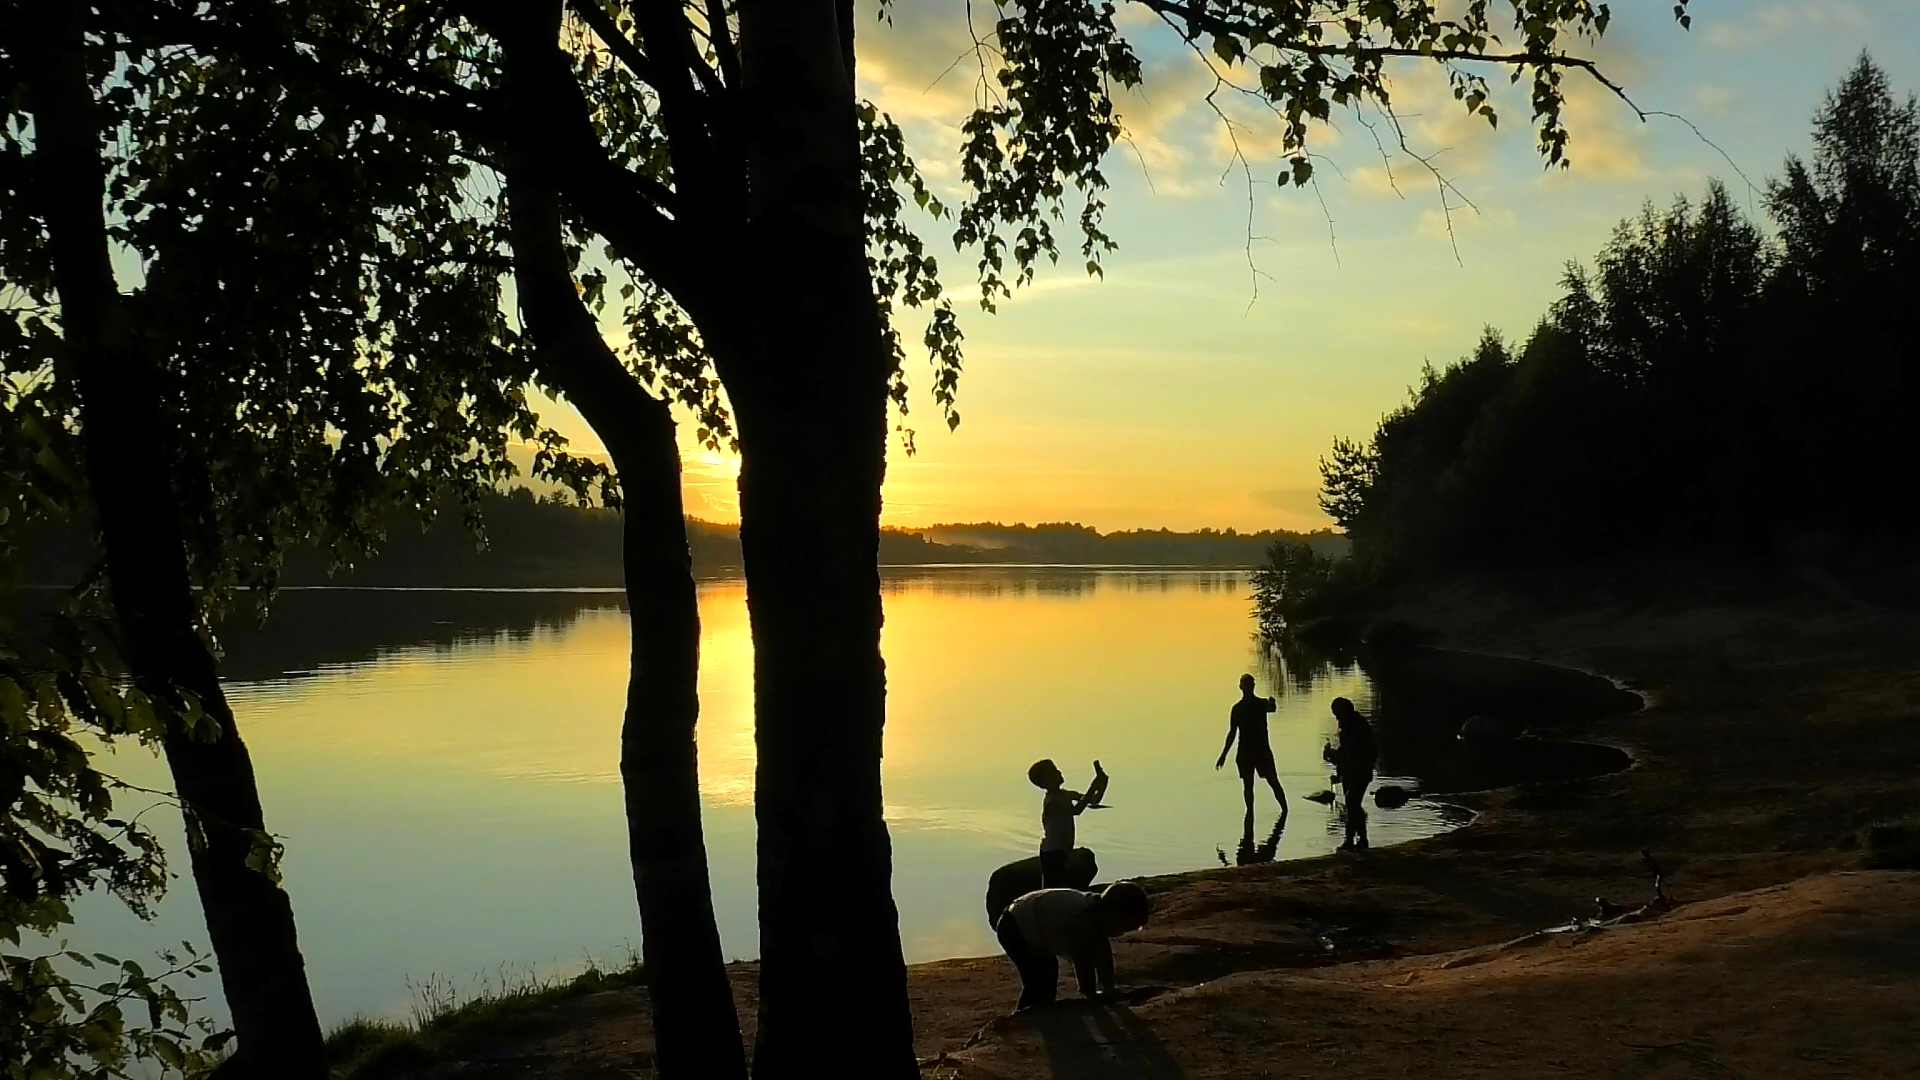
(1323, 55, 1918, 580)
(1, 368, 226, 1078)
(1250, 540, 1339, 630)
(1319, 330, 1514, 575)
(1764, 56, 1920, 538)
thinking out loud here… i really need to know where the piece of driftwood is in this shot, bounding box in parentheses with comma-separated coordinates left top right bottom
(1453, 850, 1679, 962)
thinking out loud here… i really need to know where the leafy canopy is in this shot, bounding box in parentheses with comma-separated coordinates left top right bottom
(86, 0, 1688, 449)
(953, 0, 1690, 305)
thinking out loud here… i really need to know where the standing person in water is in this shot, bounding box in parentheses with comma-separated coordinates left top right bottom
(1216, 673, 1288, 831)
(1324, 696, 1379, 851)
(1028, 759, 1107, 887)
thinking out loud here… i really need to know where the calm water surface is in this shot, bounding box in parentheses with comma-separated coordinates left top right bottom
(79, 568, 1465, 1024)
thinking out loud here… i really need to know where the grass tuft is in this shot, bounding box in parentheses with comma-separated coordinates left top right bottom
(1862, 817, 1920, 870)
(324, 1018, 426, 1079)
(327, 953, 648, 1079)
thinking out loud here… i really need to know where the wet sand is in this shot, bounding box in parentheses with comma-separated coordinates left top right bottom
(373, 556, 1920, 1077)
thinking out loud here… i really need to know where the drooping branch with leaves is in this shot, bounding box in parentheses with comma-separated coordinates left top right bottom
(1, 386, 227, 1080)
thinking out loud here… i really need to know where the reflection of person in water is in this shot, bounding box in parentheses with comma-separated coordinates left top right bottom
(1029, 758, 1108, 888)
(1220, 815, 1285, 867)
(1215, 674, 1288, 831)
(1324, 696, 1379, 851)
(996, 882, 1152, 1010)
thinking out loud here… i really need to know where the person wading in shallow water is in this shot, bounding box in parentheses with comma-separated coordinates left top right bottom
(1028, 759, 1107, 888)
(1324, 696, 1379, 851)
(1216, 673, 1289, 832)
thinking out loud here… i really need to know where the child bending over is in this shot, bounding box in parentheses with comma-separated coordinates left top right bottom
(996, 882, 1151, 1010)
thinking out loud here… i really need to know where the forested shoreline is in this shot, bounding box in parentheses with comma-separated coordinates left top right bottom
(1252, 57, 1920, 634)
(16, 488, 1346, 587)
(1246, 57, 1920, 634)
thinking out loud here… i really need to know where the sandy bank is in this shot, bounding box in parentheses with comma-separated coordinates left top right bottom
(944, 870, 1920, 1079)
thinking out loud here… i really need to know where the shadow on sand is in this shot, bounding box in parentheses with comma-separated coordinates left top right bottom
(1008, 998, 1185, 1080)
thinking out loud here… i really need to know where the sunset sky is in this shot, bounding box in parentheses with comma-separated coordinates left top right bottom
(539, 2, 1920, 533)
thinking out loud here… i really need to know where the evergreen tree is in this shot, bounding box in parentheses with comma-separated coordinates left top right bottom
(1320, 57, 1920, 578)
(1765, 54, 1920, 536)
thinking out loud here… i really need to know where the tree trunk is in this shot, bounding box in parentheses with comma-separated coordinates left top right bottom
(728, 5, 917, 1075)
(506, 178, 746, 1079)
(18, 4, 327, 1076)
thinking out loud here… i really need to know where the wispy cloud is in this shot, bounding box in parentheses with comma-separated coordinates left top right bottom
(1702, 3, 1869, 49)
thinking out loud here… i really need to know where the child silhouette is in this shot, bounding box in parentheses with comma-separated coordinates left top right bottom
(1028, 758, 1108, 887)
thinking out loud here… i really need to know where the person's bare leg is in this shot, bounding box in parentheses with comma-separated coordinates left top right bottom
(1341, 778, 1368, 850)
(1264, 772, 1289, 826)
(1241, 774, 1256, 833)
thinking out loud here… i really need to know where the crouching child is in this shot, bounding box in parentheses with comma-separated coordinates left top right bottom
(995, 881, 1151, 1010)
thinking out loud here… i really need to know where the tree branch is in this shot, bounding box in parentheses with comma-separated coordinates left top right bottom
(567, 0, 662, 85)
(504, 173, 673, 469)
(1131, 0, 1647, 116)
(480, 0, 708, 310)
(701, 0, 742, 90)
(627, 0, 727, 99)
(622, 0, 736, 219)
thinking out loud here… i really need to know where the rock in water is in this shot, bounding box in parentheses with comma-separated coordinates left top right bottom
(984, 848, 1098, 929)
(1305, 789, 1337, 805)
(1459, 714, 1526, 741)
(1373, 785, 1412, 809)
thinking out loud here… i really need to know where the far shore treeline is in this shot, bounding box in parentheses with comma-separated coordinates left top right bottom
(1257, 56, 1920, 633)
(18, 491, 1347, 588)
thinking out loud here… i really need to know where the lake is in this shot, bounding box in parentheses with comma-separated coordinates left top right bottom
(72, 568, 1466, 1026)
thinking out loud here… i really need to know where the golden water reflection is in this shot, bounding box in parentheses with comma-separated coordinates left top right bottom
(79, 570, 1465, 1025)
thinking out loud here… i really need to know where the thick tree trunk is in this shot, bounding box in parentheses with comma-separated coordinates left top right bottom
(19, 4, 327, 1075)
(728, 5, 917, 1076)
(488, 1, 911, 1071)
(506, 179, 746, 1079)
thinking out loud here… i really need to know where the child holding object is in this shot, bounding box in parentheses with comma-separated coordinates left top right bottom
(1028, 758, 1108, 887)
(996, 882, 1151, 1010)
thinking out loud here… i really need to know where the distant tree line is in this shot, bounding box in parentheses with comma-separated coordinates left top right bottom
(21, 491, 1347, 587)
(914, 521, 1347, 566)
(1318, 56, 1919, 584)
